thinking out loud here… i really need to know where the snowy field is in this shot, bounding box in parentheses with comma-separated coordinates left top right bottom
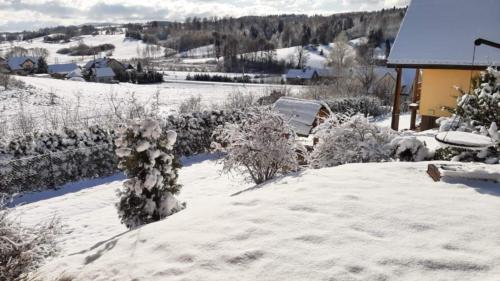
(0, 76, 304, 125)
(12, 158, 500, 281)
(0, 33, 162, 65)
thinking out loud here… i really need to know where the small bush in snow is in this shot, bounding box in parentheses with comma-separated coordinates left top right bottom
(178, 95, 203, 114)
(115, 119, 184, 229)
(217, 109, 303, 184)
(0, 197, 60, 281)
(390, 135, 431, 162)
(310, 115, 395, 168)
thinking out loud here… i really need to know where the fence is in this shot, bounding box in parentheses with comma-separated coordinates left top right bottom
(0, 144, 118, 195)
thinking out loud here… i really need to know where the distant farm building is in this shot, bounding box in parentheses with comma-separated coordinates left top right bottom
(48, 63, 79, 79)
(7, 56, 39, 75)
(273, 97, 332, 136)
(285, 69, 319, 84)
(92, 67, 116, 83)
(387, 0, 500, 130)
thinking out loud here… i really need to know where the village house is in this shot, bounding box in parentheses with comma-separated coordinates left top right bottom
(387, 0, 500, 130)
(272, 97, 331, 136)
(370, 67, 416, 107)
(7, 56, 39, 75)
(48, 63, 79, 79)
(285, 68, 319, 84)
(92, 67, 116, 83)
(83, 57, 133, 82)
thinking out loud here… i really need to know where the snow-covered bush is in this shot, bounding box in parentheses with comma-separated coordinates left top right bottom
(390, 135, 431, 162)
(162, 110, 247, 157)
(452, 67, 500, 128)
(115, 119, 184, 229)
(310, 115, 395, 168)
(326, 96, 389, 118)
(177, 95, 203, 114)
(436, 67, 500, 163)
(0, 197, 60, 281)
(217, 109, 303, 184)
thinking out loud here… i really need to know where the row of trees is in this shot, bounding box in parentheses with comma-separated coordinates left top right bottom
(124, 8, 404, 57)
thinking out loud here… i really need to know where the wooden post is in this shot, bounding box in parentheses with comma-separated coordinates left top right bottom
(410, 68, 421, 130)
(391, 67, 403, 131)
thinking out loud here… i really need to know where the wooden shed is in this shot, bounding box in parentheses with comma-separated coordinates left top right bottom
(272, 97, 331, 136)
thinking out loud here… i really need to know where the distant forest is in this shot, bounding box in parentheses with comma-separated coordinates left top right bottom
(0, 7, 405, 72)
(1, 8, 405, 50)
(125, 7, 406, 52)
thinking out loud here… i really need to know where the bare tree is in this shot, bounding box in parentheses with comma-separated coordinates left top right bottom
(294, 46, 310, 69)
(328, 32, 351, 69)
(0, 74, 11, 90)
(355, 64, 377, 95)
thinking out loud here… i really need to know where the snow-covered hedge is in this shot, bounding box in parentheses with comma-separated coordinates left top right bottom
(116, 119, 184, 229)
(310, 115, 430, 168)
(0, 126, 117, 195)
(0, 110, 247, 195)
(325, 96, 390, 118)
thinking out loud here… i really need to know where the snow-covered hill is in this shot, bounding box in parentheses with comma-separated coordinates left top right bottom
(13, 159, 500, 281)
(0, 34, 162, 64)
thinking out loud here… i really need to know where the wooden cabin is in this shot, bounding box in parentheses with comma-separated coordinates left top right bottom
(387, 0, 500, 131)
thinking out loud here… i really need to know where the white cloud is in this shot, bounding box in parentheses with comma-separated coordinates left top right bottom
(0, 0, 408, 31)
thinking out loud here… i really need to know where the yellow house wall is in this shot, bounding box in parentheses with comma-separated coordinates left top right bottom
(420, 69, 480, 117)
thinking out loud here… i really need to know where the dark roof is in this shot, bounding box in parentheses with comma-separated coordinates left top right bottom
(84, 58, 107, 70)
(286, 69, 318, 80)
(48, 63, 78, 74)
(7, 56, 38, 71)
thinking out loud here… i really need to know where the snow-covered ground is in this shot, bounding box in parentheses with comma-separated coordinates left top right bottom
(12, 158, 500, 281)
(0, 76, 303, 123)
(0, 33, 162, 65)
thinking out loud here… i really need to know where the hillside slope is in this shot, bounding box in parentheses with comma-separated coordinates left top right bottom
(14, 159, 500, 281)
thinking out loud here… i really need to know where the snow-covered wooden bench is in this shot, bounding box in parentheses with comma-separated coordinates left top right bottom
(428, 163, 500, 183)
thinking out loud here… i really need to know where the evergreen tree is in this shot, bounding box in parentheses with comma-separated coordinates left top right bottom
(115, 119, 184, 229)
(36, 57, 48, 74)
(453, 67, 500, 128)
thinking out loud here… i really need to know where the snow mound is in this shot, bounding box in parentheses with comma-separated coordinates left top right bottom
(24, 161, 500, 281)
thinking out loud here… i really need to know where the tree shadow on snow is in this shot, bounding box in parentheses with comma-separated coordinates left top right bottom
(443, 178, 500, 197)
(11, 173, 126, 207)
(230, 170, 306, 197)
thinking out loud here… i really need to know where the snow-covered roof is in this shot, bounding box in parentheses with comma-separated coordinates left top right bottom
(7, 56, 38, 70)
(48, 63, 78, 74)
(84, 58, 107, 70)
(286, 69, 318, 80)
(95, 67, 115, 78)
(273, 97, 330, 136)
(388, 0, 500, 68)
(67, 68, 82, 78)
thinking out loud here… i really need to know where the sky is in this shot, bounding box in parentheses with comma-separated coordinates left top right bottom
(0, 0, 409, 32)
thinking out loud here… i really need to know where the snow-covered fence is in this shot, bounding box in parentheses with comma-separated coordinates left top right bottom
(0, 110, 247, 195)
(0, 144, 117, 195)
